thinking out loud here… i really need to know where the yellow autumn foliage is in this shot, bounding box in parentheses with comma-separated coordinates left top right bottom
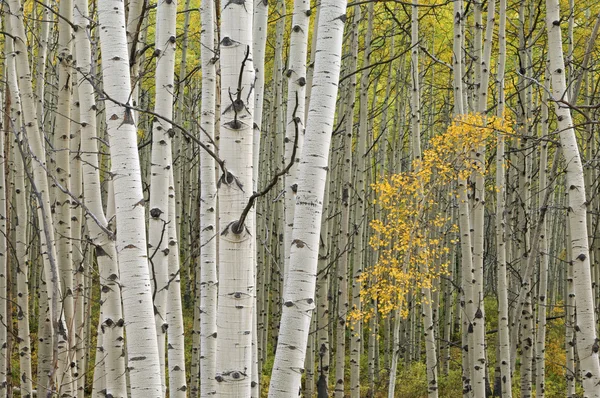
(358, 113, 514, 320)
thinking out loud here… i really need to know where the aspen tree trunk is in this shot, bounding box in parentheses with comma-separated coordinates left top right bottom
(282, 0, 310, 291)
(126, 0, 145, 122)
(410, 3, 438, 396)
(70, 83, 86, 398)
(53, 0, 76, 393)
(97, 0, 163, 395)
(148, 0, 178, 391)
(215, 0, 255, 392)
(316, 172, 331, 393)
(166, 173, 187, 396)
(270, 0, 287, 352)
(0, 39, 8, 394)
(495, 0, 511, 394)
(74, 0, 128, 394)
(565, 221, 576, 397)
(535, 79, 550, 398)
(546, 0, 600, 394)
(198, 0, 218, 395)
(252, 7, 268, 389)
(6, 36, 34, 394)
(453, 0, 465, 117)
(336, 10, 360, 397)
(268, 0, 347, 391)
(350, 5, 374, 396)
(34, 0, 51, 127)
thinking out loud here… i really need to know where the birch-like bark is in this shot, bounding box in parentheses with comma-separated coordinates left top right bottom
(350, 5, 374, 396)
(215, 0, 255, 393)
(495, 0, 511, 394)
(167, 174, 187, 397)
(34, 0, 51, 129)
(535, 77, 550, 398)
(0, 35, 9, 394)
(336, 10, 360, 397)
(5, 3, 70, 394)
(410, 3, 438, 397)
(198, 0, 218, 395)
(74, 0, 128, 394)
(546, 0, 600, 394)
(53, 0, 76, 392)
(268, 0, 347, 392)
(6, 36, 34, 395)
(148, 0, 178, 391)
(282, 0, 310, 291)
(98, 0, 162, 394)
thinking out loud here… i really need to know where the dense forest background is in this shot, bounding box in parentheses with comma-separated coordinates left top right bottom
(1, 0, 600, 396)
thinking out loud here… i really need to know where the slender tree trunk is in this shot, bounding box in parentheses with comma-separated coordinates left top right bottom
(198, 0, 218, 395)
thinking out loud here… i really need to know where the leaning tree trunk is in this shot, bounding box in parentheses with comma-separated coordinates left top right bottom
(546, 0, 600, 395)
(97, 0, 162, 395)
(267, 0, 347, 393)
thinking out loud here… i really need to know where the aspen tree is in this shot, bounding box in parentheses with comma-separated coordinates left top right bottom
(565, 219, 576, 397)
(198, 0, 218, 395)
(268, 0, 348, 391)
(5, 3, 71, 394)
(215, 0, 255, 392)
(6, 34, 33, 395)
(535, 77, 550, 398)
(97, 0, 162, 394)
(34, 0, 51, 127)
(546, 0, 600, 394)
(148, 0, 178, 390)
(70, 82, 86, 398)
(495, 0, 512, 394)
(410, 3, 438, 397)
(167, 173, 187, 397)
(282, 0, 310, 291)
(336, 10, 360, 397)
(350, 5, 374, 396)
(53, 0, 76, 390)
(74, 0, 128, 394)
(0, 31, 9, 394)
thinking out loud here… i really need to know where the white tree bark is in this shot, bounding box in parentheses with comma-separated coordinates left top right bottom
(495, 0, 511, 394)
(215, 0, 255, 393)
(6, 35, 34, 395)
(74, 0, 128, 394)
(268, 0, 347, 393)
(546, 0, 600, 395)
(199, 0, 218, 395)
(167, 173, 187, 397)
(97, 0, 162, 395)
(148, 0, 178, 391)
(5, 3, 71, 394)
